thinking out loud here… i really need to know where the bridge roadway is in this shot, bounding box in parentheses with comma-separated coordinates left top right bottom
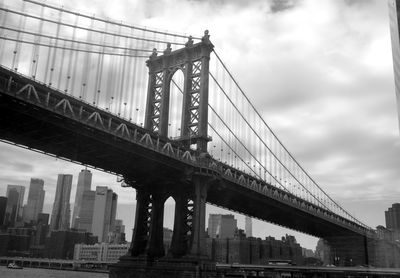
(0, 65, 374, 259)
(216, 263, 400, 278)
(0, 256, 110, 271)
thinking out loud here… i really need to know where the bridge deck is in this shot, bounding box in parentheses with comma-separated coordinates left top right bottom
(0, 65, 372, 239)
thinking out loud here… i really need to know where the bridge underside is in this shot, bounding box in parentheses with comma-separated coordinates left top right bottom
(0, 89, 364, 239)
(0, 67, 371, 274)
(0, 81, 368, 241)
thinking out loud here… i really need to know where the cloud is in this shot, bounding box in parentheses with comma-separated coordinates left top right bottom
(0, 0, 398, 249)
(270, 0, 300, 13)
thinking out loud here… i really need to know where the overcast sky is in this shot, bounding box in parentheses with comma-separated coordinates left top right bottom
(1, 0, 399, 250)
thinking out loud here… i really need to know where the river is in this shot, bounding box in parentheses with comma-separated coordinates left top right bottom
(0, 266, 108, 278)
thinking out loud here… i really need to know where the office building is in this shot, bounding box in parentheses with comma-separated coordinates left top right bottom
(385, 203, 400, 231)
(23, 178, 45, 223)
(245, 216, 252, 237)
(208, 214, 237, 239)
(45, 230, 97, 259)
(5, 185, 25, 227)
(50, 174, 73, 231)
(74, 243, 129, 262)
(91, 186, 118, 242)
(75, 190, 95, 232)
(388, 0, 400, 131)
(108, 219, 126, 244)
(206, 235, 303, 265)
(0, 196, 7, 226)
(72, 169, 92, 229)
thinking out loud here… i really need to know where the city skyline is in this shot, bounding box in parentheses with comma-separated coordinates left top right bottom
(0, 0, 399, 250)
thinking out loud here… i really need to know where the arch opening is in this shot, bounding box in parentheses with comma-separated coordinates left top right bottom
(167, 69, 184, 139)
(163, 196, 176, 253)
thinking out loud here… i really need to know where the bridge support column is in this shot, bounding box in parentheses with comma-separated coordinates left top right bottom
(129, 188, 151, 257)
(189, 176, 208, 257)
(145, 193, 166, 258)
(169, 194, 191, 257)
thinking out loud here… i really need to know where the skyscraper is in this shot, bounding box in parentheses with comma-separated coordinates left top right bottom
(245, 216, 253, 238)
(50, 174, 73, 231)
(23, 178, 45, 223)
(5, 185, 25, 227)
(0, 196, 7, 226)
(75, 190, 95, 232)
(91, 186, 118, 242)
(72, 169, 92, 229)
(208, 214, 237, 239)
(385, 203, 400, 231)
(388, 0, 400, 131)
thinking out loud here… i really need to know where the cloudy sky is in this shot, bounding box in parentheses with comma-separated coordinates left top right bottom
(1, 0, 399, 249)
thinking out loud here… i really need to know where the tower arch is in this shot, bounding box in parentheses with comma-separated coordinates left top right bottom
(144, 31, 214, 152)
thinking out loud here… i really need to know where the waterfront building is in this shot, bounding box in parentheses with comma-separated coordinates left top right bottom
(385, 203, 400, 231)
(72, 169, 92, 229)
(245, 216, 252, 237)
(4, 185, 25, 227)
(206, 235, 303, 265)
(389, 0, 400, 131)
(50, 174, 73, 231)
(0, 227, 34, 256)
(208, 214, 237, 239)
(74, 242, 129, 262)
(91, 186, 117, 242)
(0, 196, 7, 226)
(75, 190, 95, 232)
(23, 178, 45, 223)
(45, 230, 97, 259)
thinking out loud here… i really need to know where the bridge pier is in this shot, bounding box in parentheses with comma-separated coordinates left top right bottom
(109, 176, 216, 278)
(189, 176, 208, 257)
(129, 189, 151, 257)
(145, 192, 167, 258)
(169, 193, 191, 257)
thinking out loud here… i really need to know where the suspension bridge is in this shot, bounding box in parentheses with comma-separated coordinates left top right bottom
(0, 0, 382, 277)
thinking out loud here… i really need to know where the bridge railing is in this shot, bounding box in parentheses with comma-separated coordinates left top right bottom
(0, 65, 374, 236)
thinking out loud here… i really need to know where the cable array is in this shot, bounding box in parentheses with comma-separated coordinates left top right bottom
(207, 50, 368, 228)
(0, 0, 196, 125)
(0, 0, 368, 228)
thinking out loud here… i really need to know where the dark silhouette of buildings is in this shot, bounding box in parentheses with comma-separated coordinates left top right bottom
(45, 230, 97, 259)
(0, 196, 7, 226)
(207, 234, 303, 265)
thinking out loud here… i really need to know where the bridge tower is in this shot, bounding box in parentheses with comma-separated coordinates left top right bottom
(110, 32, 216, 278)
(144, 31, 213, 153)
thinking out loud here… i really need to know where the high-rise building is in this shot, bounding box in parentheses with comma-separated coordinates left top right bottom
(388, 0, 400, 131)
(91, 186, 118, 242)
(23, 178, 45, 223)
(108, 219, 126, 244)
(208, 214, 237, 239)
(0, 197, 7, 226)
(50, 174, 73, 231)
(72, 169, 92, 229)
(245, 216, 253, 238)
(385, 203, 400, 231)
(75, 190, 95, 232)
(5, 185, 25, 227)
